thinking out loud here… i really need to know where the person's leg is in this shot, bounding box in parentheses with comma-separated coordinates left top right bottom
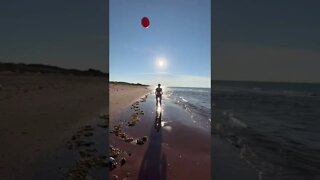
(159, 96, 162, 105)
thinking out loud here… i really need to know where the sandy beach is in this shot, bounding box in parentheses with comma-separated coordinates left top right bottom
(109, 83, 211, 180)
(109, 82, 150, 120)
(0, 73, 108, 179)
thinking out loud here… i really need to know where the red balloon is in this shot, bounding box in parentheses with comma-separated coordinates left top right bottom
(141, 17, 150, 28)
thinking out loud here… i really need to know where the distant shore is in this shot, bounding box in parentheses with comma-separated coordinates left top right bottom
(0, 62, 107, 76)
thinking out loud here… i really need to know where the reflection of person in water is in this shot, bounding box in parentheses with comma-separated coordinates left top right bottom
(154, 108, 162, 132)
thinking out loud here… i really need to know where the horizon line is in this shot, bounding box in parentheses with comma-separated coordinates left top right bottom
(212, 79, 320, 84)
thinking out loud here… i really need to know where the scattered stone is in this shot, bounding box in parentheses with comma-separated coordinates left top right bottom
(75, 140, 85, 147)
(114, 125, 121, 131)
(109, 146, 121, 158)
(131, 114, 139, 120)
(125, 137, 134, 142)
(109, 157, 118, 170)
(142, 136, 148, 142)
(85, 148, 97, 153)
(79, 151, 92, 158)
(97, 123, 108, 128)
(65, 123, 112, 179)
(136, 139, 144, 145)
(120, 157, 126, 166)
(112, 175, 119, 180)
(128, 121, 136, 126)
(84, 142, 94, 147)
(80, 125, 94, 132)
(84, 132, 93, 137)
(119, 133, 127, 139)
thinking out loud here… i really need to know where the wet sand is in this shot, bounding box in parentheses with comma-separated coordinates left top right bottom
(0, 73, 108, 179)
(212, 136, 259, 180)
(109, 89, 211, 180)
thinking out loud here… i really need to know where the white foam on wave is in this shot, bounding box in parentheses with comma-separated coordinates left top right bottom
(181, 97, 188, 102)
(228, 113, 248, 128)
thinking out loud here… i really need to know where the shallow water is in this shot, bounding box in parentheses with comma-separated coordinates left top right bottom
(164, 87, 211, 131)
(110, 92, 211, 179)
(213, 81, 320, 180)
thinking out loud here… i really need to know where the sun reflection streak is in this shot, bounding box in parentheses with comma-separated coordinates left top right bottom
(156, 103, 162, 113)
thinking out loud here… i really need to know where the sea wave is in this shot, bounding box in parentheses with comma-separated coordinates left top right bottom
(165, 87, 211, 130)
(213, 81, 320, 180)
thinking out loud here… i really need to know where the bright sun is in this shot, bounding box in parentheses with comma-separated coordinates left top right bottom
(158, 60, 164, 67)
(156, 58, 166, 68)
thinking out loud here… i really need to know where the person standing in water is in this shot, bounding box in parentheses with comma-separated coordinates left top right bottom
(155, 84, 163, 106)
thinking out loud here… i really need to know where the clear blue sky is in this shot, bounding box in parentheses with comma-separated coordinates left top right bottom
(110, 0, 211, 87)
(0, 0, 107, 72)
(213, 0, 320, 83)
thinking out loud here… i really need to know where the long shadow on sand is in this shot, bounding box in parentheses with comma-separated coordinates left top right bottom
(138, 105, 167, 180)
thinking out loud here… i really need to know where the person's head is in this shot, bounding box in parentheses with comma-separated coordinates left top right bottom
(158, 84, 161, 87)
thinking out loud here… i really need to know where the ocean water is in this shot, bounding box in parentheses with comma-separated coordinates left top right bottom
(212, 81, 320, 180)
(163, 87, 211, 131)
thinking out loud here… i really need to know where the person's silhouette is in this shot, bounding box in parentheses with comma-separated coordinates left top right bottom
(155, 84, 163, 106)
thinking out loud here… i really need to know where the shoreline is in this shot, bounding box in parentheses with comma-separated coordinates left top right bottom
(211, 135, 259, 180)
(109, 85, 211, 179)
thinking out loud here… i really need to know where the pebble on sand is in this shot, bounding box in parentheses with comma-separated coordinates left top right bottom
(125, 137, 134, 142)
(142, 136, 148, 142)
(128, 121, 136, 126)
(120, 157, 126, 166)
(136, 139, 144, 145)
